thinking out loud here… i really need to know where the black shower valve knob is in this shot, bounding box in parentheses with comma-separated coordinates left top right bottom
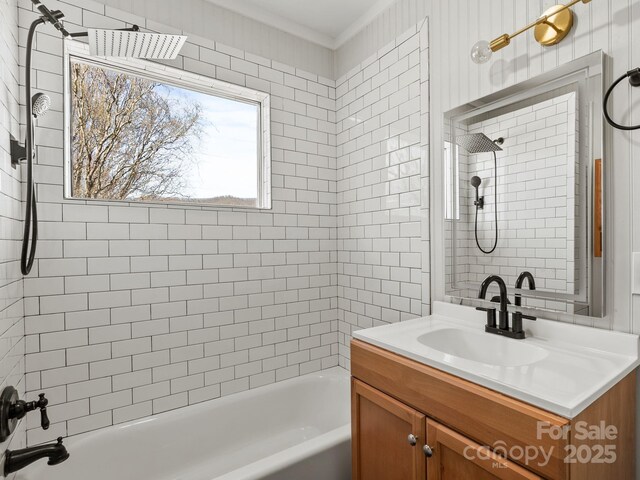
(9, 393, 49, 430)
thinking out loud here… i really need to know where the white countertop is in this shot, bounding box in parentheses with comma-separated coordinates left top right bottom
(353, 301, 639, 418)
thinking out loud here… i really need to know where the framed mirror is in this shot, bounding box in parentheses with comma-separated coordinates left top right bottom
(441, 51, 606, 318)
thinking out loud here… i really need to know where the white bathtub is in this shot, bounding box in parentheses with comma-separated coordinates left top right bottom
(17, 367, 351, 480)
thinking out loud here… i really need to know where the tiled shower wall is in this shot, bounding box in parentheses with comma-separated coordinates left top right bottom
(20, 0, 340, 445)
(0, 0, 27, 457)
(336, 22, 429, 367)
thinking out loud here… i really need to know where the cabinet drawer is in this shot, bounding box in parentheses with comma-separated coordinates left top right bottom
(351, 340, 570, 480)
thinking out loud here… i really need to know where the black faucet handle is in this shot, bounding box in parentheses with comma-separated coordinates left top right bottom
(36, 393, 48, 408)
(476, 307, 497, 328)
(38, 394, 49, 430)
(512, 312, 537, 335)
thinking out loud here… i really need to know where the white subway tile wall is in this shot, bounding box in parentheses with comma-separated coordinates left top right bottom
(0, 0, 28, 459)
(20, 0, 341, 444)
(335, 22, 430, 367)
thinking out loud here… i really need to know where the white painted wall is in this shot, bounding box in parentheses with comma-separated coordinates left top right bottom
(88, 0, 335, 78)
(0, 0, 27, 462)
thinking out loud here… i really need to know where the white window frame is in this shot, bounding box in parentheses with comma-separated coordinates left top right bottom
(63, 39, 271, 209)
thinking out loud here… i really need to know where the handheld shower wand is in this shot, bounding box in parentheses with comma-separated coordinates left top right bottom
(31, 93, 51, 118)
(470, 176, 484, 209)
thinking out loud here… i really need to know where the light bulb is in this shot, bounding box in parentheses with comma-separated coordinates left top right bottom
(471, 40, 492, 64)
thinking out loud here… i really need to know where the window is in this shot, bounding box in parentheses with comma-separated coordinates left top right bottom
(64, 42, 270, 209)
(444, 141, 459, 220)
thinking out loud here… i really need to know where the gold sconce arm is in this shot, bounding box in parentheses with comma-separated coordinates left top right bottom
(488, 0, 592, 52)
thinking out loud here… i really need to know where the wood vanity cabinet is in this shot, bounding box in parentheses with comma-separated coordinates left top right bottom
(351, 340, 636, 480)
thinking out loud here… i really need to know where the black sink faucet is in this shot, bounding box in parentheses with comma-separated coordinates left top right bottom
(477, 274, 509, 330)
(4, 437, 69, 475)
(515, 271, 536, 307)
(477, 274, 536, 339)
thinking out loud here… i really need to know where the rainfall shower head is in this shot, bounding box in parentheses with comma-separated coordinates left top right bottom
(456, 133, 503, 154)
(31, 93, 51, 118)
(470, 176, 482, 188)
(88, 28, 187, 59)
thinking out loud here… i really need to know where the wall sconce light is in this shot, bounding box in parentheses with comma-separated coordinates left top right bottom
(471, 0, 592, 64)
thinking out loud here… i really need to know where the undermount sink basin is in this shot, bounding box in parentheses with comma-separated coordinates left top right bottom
(417, 328, 549, 367)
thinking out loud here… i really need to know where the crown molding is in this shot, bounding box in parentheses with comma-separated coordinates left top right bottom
(204, 0, 398, 51)
(203, 0, 335, 49)
(333, 0, 397, 49)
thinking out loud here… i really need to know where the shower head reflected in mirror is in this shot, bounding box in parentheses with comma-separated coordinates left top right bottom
(31, 93, 51, 118)
(456, 133, 503, 154)
(457, 132, 503, 255)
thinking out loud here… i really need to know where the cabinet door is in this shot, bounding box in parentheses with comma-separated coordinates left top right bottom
(352, 379, 426, 480)
(425, 419, 542, 480)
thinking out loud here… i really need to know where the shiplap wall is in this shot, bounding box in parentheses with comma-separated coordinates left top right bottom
(337, 0, 640, 335)
(0, 0, 27, 463)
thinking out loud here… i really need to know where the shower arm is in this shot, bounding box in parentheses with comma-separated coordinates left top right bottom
(30, 0, 68, 36)
(30, 0, 139, 39)
(68, 25, 140, 38)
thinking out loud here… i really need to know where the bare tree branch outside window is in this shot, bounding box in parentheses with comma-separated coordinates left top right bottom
(71, 63, 205, 202)
(70, 62, 259, 206)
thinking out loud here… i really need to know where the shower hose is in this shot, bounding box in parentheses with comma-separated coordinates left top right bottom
(474, 151, 498, 255)
(21, 18, 43, 275)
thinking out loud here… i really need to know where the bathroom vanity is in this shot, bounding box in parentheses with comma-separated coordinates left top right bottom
(350, 302, 638, 480)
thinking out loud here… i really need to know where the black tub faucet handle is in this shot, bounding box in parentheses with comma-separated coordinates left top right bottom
(37, 393, 49, 430)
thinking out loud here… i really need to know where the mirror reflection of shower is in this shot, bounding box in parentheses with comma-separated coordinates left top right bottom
(456, 134, 504, 255)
